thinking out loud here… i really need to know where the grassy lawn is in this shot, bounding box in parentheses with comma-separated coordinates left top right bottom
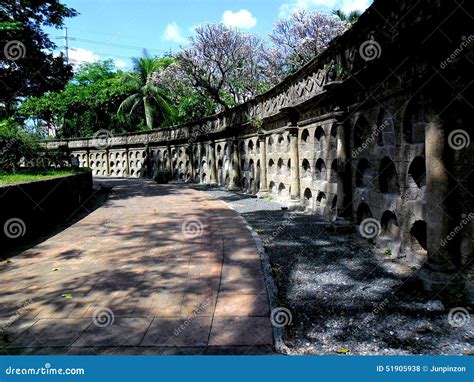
(0, 168, 87, 185)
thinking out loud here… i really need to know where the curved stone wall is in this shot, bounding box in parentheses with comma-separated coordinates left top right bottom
(45, 0, 473, 298)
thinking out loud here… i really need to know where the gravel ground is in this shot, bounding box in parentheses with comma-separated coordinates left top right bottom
(192, 184, 473, 355)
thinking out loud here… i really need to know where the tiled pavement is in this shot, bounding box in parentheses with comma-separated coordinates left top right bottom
(0, 178, 274, 355)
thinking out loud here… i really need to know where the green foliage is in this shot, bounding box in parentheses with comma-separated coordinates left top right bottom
(0, 118, 69, 172)
(383, 248, 392, 257)
(19, 60, 138, 138)
(0, 0, 77, 115)
(0, 168, 82, 185)
(118, 55, 177, 129)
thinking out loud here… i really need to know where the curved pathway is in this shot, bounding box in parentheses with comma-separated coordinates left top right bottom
(0, 178, 273, 355)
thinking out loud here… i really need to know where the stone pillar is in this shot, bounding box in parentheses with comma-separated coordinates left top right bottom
(420, 115, 457, 292)
(105, 149, 110, 176)
(288, 126, 300, 200)
(86, 150, 90, 168)
(210, 141, 218, 186)
(228, 139, 241, 190)
(190, 145, 195, 182)
(258, 133, 268, 193)
(125, 148, 130, 177)
(167, 143, 173, 175)
(336, 120, 346, 214)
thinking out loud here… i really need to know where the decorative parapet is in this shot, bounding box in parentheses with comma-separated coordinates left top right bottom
(42, 0, 445, 151)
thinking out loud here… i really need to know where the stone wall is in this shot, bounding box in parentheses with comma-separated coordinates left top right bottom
(44, 0, 473, 298)
(0, 170, 93, 247)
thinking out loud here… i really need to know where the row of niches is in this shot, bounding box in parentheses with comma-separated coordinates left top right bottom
(356, 203, 428, 258)
(355, 155, 426, 195)
(352, 100, 429, 153)
(302, 187, 336, 210)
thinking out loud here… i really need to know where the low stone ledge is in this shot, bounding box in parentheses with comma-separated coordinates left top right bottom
(0, 170, 93, 248)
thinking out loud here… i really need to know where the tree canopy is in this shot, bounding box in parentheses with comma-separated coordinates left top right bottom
(0, 0, 77, 116)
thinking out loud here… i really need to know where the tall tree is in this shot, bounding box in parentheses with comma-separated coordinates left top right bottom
(118, 55, 176, 129)
(175, 23, 268, 111)
(268, 10, 347, 77)
(0, 0, 77, 116)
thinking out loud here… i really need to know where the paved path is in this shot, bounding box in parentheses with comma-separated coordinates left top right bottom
(0, 178, 273, 355)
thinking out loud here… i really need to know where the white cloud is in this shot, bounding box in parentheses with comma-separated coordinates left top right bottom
(340, 0, 370, 13)
(278, 0, 370, 18)
(163, 22, 187, 44)
(114, 59, 127, 69)
(68, 47, 100, 65)
(222, 9, 257, 29)
(279, 0, 338, 17)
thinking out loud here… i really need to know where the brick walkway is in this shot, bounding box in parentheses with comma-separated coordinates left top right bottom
(0, 178, 273, 355)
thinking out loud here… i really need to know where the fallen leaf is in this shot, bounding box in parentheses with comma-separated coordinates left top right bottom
(61, 293, 73, 299)
(336, 348, 350, 354)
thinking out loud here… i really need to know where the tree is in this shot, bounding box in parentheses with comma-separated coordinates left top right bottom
(268, 10, 347, 77)
(19, 60, 138, 138)
(153, 62, 217, 124)
(175, 23, 268, 111)
(333, 9, 361, 25)
(118, 55, 176, 129)
(0, 0, 77, 116)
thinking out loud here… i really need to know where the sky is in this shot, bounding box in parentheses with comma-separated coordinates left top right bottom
(44, 0, 373, 70)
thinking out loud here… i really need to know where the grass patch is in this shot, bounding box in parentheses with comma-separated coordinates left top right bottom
(0, 168, 87, 185)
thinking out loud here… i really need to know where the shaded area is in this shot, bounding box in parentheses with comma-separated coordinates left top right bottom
(0, 179, 273, 355)
(201, 186, 473, 355)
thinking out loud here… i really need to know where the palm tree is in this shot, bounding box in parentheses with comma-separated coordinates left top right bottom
(118, 54, 176, 129)
(332, 9, 361, 25)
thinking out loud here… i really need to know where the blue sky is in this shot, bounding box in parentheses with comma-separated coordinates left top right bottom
(45, 0, 372, 70)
